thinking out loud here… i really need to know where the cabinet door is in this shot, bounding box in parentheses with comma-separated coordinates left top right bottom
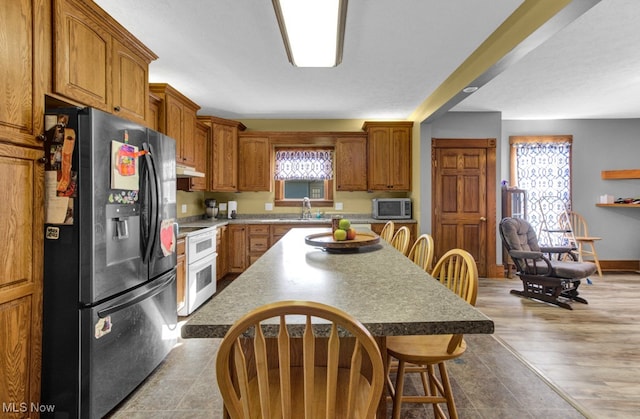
(238, 137, 271, 191)
(191, 122, 209, 191)
(335, 137, 367, 191)
(0, 143, 44, 411)
(181, 106, 197, 167)
(367, 127, 392, 190)
(53, 0, 111, 112)
(0, 0, 47, 148)
(228, 225, 246, 273)
(112, 39, 149, 125)
(389, 126, 411, 190)
(165, 96, 184, 161)
(211, 123, 238, 191)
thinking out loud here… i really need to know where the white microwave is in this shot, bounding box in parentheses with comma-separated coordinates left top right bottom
(372, 198, 412, 219)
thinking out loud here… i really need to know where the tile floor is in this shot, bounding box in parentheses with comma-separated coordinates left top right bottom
(107, 332, 585, 418)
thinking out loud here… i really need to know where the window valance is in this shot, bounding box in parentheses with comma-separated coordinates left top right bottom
(274, 149, 333, 180)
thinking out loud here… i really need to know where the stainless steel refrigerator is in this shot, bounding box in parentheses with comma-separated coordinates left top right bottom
(41, 107, 178, 418)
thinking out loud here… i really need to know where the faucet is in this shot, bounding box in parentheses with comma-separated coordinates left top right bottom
(302, 197, 312, 219)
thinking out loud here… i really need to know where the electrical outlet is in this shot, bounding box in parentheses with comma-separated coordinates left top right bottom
(265, 203, 273, 211)
(181, 204, 187, 213)
(335, 202, 343, 210)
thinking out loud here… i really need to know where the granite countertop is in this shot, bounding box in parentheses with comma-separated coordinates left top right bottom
(181, 227, 494, 339)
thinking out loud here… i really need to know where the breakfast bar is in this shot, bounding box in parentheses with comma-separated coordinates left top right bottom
(182, 227, 494, 338)
(182, 227, 493, 415)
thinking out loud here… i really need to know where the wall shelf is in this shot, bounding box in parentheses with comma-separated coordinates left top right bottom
(596, 203, 640, 208)
(601, 169, 640, 179)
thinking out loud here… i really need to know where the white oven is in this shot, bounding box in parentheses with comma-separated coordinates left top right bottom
(179, 226, 217, 316)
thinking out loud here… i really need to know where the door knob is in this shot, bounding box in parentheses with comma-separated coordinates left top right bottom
(480, 217, 487, 221)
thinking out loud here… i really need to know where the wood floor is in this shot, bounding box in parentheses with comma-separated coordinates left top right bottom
(476, 272, 640, 419)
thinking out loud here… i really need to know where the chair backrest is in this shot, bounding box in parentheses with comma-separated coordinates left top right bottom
(559, 210, 589, 237)
(431, 248, 478, 306)
(379, 220, 395, 242)
(407, 233, 435, 272)
(430, 249, 478, 354)
(499, 217, 541, 254)
(390, 226, 411, 255)
(216, 300, 384, 419)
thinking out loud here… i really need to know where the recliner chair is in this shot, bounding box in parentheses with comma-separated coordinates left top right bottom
(499, 217, 596, 310)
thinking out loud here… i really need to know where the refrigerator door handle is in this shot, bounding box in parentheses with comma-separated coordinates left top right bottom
(142, 142, 160, 264)
(97, 273, 174, 318)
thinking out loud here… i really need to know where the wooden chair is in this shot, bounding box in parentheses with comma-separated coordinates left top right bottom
(385, 249, 478, 419)
(216, 300, 384, 419)
(379, 220, 395, 242)
(407, 233, 435, 272)
(390, 226, 411, 256)
(559, 211, 603, 277)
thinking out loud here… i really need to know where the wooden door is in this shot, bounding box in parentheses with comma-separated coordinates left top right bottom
(366, 127, 391, 190)
(228, 225, 246, 273)
(0, 143, 44, 413)
(432, 139, 497, 277)
(335, 136, 367, 191)
(0, 0, 47, 148)
(112, 39, 149, 124)
(53, 0, 111, 112)
(238, 137, 271, 191)
(389, 126, 411, 190)
(165, 96, 184, 162)
(211, 123, 239, 191)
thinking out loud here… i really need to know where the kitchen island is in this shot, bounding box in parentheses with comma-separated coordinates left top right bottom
(182, 227, 493, 338)
(182, 227, 493, 416)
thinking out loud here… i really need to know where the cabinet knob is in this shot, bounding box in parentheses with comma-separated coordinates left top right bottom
(36, 134, 46, 142)
(480, 217, 487, 222)
(38, 156, 47, 164)
(113, 106, 121, 112)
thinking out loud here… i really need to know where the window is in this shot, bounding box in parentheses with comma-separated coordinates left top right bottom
(274, 148, 334, 207)
(509, 135, 572, 243)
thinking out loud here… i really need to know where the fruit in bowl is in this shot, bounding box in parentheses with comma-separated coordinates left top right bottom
(333, 229, 347, 241)
(346, 227, 357, 240)
(338, 218, 351, 230)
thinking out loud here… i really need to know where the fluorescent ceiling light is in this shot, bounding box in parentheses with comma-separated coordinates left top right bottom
(273, 0, 347, 67)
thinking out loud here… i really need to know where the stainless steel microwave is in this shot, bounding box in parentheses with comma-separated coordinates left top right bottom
(372, 198, 412, 219)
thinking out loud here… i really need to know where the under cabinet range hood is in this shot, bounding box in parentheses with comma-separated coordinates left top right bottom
(176, 163, 205, 178)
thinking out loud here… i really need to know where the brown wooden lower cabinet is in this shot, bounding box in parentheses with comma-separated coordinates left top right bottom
(228, 225, 247, 273)
(0, 142, 44, 414)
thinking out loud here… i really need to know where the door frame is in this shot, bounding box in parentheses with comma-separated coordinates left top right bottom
(431, 138, 498, 278)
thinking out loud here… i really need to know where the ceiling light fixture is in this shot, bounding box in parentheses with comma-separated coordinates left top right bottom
(272, 0, 348, 67)
(462, 86, 479, 93)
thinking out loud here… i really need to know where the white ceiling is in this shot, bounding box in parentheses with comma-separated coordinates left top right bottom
(94, 0, 640, 121)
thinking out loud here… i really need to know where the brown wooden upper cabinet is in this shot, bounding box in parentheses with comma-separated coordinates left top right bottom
(150, 83, 200, 167)
(177, 120, 209, 191)
(0, 0, 48, 148)
(362, 121, 413, 191)
(199, 116, 246, 192)
(53, 0, 156, 125)
(238, 136, 272, 192)
(335, 136, 368, 191)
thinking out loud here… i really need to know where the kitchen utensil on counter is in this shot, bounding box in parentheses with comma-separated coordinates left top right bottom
(228, 201, 238, 219)
(204, 199, 218, 218)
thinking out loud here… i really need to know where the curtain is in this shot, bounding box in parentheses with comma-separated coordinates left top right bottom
(513, 141, 571, 244)
(274, 149, 333, 180)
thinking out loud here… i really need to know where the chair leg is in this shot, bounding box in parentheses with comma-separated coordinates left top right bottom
(391, 360, 407, 419)
(437, 362, 458, 419)
(588, 241, 603, 277)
